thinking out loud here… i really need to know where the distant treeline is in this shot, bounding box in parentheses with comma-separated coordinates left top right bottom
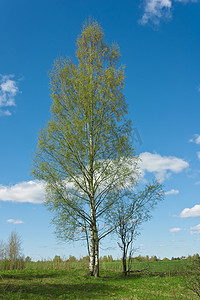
(1, 253, 200, 272)
(1, 229, 199, 272)
(34, 253, 200, 264)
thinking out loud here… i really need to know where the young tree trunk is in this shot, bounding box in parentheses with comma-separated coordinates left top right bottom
(123, 257, 127, 275)
(123, 246, 127, 275)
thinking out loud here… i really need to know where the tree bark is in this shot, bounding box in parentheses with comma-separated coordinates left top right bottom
(123, 246, 127, 276)
(87, 202, 100, 277)
(94, 228, 99, 277)
(87, 200, 97, 276)
(87, 225, 95, 276)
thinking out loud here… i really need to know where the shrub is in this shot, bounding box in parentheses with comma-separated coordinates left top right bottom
(25, 256, 32, 263)
(68, 255, 77, 263)
(53, 255, 63, 263)
(182, 258, 200, 297)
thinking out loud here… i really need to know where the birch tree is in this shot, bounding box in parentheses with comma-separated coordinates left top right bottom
(106, 181, 164, 275)
(32, 20, 138, 277)
(7, 231, 22, 268)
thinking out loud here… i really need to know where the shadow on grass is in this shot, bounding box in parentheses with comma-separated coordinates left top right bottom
(0, 282, 123, 299)
(132, 271, 179, 278)
(1, 270, 63, 281)
(0, 269, 181, 299)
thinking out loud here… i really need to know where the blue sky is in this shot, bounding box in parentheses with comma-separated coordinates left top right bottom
(0, 0, 200, 260)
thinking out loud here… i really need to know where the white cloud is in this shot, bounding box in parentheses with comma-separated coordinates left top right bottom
(0, 152, 188, 204)
(179, 204, 200, 218)
(169, 227, 184, 233)
(140, 0, 197, 25)
(165, 189, 179, 195)
(7, 219, 24, 224)
(140, 0, 172, 25)
(189, 134, 200, 145)
(0, 109, 11, 116)
(197, 152, 200, 160)
(0, 181, 45, 204)
(0, 74, 19, 116)
(195, 181, 200, 185)
(139, 152, 189, 181)
(190, 224, 200, 235)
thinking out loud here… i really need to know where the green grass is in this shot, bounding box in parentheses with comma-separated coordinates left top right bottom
(100, 259, 187, 274)
(0, 260, 198, 299)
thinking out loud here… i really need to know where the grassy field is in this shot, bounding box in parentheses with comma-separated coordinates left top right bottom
(0, 260, 198, 299)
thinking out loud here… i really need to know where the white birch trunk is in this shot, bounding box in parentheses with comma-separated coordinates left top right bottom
(94, 229, 99, 277)
(87, 225, 95, 276)
(87, 200, 96, 276)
